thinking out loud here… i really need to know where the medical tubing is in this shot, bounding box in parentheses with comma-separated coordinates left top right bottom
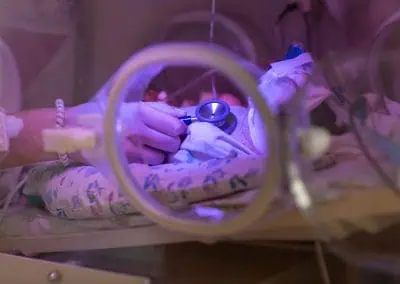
(104, 43, 279, 237)
(163, 11, 257, 62)
(369, 9, 400, 101)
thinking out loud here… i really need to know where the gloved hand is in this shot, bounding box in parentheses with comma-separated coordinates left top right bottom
(68, 101, 187, 165)
(120, 101, 187, 165)
(68, 58, 187, 165)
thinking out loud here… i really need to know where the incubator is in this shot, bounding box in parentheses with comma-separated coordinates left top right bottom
(3, 0, 400, 282)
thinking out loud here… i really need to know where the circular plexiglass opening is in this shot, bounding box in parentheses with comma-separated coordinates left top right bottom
(102, 43, 293, 237)
(293, 2, 400, 275)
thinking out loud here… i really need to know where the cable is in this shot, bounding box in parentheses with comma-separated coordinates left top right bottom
(158, 10, 259, 101)
(0, 175, 27, 225)
(349, 100, 400, 194)
(275, 2, 313, 53)
(303, 12, 313, 52)
(315, 241, 332, 284)
(168, 69, 218, 100)
(242, 240, 324, 252)
(276, 3, 300, 24)
(276, 3, 299, 50)
(209, 0, 219, 99)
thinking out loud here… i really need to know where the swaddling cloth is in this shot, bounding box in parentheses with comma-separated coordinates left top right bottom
(248, 52, 332, 154)
(23, 156, 263, 219)
(170, 122, 256, 163)
(23, 111, 262, 219)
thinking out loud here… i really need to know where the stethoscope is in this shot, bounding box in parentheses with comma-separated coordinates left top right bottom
(179, 99, 237, 134)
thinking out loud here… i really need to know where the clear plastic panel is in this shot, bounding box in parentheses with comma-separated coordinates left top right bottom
(293, 0, 400, 276)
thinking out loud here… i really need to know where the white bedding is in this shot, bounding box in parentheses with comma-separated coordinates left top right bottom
(0, 206, 194, 255)
(1, 146, 389, 239)
(0, 206, 152, 238)
(0, 150, 397, 256)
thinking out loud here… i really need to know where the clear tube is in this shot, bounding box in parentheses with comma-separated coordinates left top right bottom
(293, 3, 400, 275)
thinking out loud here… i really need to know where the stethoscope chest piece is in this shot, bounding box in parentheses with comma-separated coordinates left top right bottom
(196, 100, 229, 125)
(193, 99, 237, 134)
(180, 100, 237, 134)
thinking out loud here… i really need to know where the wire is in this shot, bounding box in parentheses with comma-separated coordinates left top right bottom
(303, 12, 313, 52)
(209, 0, 219, 99)
(247, 241, 332, 284)
(276, 3, 300, 24)
(168, 69, 218, 100)
(242, 240, 323, 252)
(275, 2, 314, 53)
(275, 3, 300, 52)
(315, 241, 332, 284)
(0, 175, 27, 225)
(349, 101, 400, 194)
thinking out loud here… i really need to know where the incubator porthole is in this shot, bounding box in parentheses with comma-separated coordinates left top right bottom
(103, 43, 280, 237)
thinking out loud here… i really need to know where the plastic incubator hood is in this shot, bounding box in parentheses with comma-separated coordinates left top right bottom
(0, 0, 75, 35)
(0, 38, 21, 113)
